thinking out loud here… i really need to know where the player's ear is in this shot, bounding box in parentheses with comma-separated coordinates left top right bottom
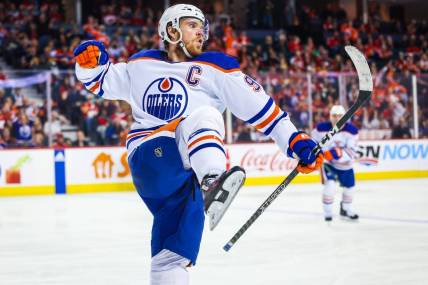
(167, 24, 179, 42)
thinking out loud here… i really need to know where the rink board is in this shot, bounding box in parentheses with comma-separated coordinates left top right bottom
(0, 139, 427, 196)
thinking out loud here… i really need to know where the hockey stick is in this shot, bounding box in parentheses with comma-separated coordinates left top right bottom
(223, 46, 373, 252)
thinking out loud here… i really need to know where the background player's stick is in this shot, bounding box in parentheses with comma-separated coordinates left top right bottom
(223, 46, 373, 252)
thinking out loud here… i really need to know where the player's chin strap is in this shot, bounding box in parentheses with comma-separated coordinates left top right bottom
(179, 41, 193, 58)
(167, 29, 194, 58)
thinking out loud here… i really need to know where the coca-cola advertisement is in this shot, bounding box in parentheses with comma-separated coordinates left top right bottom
(227, 143, 302, 177)
(227, 140, 428, 179)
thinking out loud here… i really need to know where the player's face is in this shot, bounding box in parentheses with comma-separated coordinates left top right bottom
(330, 114, 342, 125)
(180, 18, 205, 56)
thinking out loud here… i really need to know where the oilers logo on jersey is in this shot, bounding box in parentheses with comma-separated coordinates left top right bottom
(143, 77, 188, 121)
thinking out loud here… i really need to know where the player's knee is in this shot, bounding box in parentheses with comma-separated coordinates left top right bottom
(151, 250, 190, 285)
(151, 249, 190, 272)
(323, 180, 336, 196)
(342, 186, 355, 196)
(188, 106, 225, 137)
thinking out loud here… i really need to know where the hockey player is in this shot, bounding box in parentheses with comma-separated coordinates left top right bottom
(312, 105, 359, 222)
(74, 4, 323, 285)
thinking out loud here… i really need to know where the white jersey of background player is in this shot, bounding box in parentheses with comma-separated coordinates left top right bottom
(311, 105, 359, 222)
(74, 4, 323, 285)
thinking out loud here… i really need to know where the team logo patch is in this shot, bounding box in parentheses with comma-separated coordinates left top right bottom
(143, 77, 188, 121)
(154, 147, 163, 157)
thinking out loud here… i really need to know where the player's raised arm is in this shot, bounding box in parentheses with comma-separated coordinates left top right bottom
(74, 40, 131, 101)
(213, 55, 322, 173)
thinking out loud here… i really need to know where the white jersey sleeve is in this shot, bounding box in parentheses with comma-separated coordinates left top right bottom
(75, 62, 131, 102)
(208, 54, 297, 151)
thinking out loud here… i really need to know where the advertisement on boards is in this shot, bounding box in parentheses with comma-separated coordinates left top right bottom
(226, 140, 428, 178)
(0, 149, 55, 195)
(65, 147, 133, 193)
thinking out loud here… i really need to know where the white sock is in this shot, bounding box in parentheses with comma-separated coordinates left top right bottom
(342, 187, 355, 212)
(322, 180, 336, 217)
(189, 149, 225, 182)
(150, 249, 190, 285)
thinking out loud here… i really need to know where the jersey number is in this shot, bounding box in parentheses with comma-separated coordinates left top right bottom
(244, 75, 261, 92)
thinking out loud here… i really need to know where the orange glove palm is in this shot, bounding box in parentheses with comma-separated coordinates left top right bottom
(297, 154, 324, 174)
(75, 45, 101, 68)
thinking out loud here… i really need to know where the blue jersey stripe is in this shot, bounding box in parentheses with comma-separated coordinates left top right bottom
(188, 128, 222, 141)
(263, 112, 288, 136)
(84, 71, 103, 86)
(129, 125, 161, 134)
(191, 52, 240, 71)
(126, 134, 147, 148)
(97, 62, 111, 97)
(246, 98, 274, 124)
(189, 142, 225, 158)
(128, 49, 166, 61)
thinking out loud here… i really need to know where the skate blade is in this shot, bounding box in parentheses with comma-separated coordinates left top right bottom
(340, 215, 359, 222)
(207, 170, 246, 231)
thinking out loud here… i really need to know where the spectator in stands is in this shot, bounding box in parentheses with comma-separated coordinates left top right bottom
(1, 127, 13, 147)
(105, 117, 124, 145)
(12, 112, 33, 146)
(235, 124, 253, 142)
(32, 131, 46, 147)
(391, 118, 412, 139)
(419, 118, 428, 138)
(391, 96, 407, 126)
(1, 0, 428, 146)
(73, 130, 89, 147)
(43, 110, 68, 138)
(52, 133, 69, 148)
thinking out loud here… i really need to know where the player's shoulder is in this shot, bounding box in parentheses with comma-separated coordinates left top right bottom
(341, 122, 358, 135)
(316, 121, 333, 132)
(128, 49, 167, 62)
(190, 52, 240, 72)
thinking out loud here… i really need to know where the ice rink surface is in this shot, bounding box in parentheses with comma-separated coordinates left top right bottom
(1, 178, 428, 285)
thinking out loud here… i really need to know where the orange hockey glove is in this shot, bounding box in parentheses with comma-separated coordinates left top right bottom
(74, 40, 108, 68)
(287, 131, 324, 174)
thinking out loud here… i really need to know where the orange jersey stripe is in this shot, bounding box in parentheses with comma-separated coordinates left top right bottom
(255, 105, 280, 130)
(145, 117, 184, 138)
(127, 131, 152, 140)
(126, 118, 184, 146)
(89, 81, 100, 92)
(128, 57, 161, 63)
(188, 135, 223, 149)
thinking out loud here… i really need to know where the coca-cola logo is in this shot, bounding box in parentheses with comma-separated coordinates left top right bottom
(240, 149, 297, 172)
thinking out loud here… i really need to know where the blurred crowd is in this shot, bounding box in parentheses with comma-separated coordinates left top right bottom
(1, 0, 428, 148)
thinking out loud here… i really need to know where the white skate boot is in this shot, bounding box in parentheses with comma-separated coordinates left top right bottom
(340, 202, 359, 221)
(201, 166, 246, 230)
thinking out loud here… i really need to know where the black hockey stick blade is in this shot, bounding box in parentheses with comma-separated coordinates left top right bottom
(223, 45, 373, 252)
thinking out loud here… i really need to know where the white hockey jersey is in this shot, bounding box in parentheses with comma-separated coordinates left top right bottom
(311, 121, 358, 170)
(75, 50, 297, 154)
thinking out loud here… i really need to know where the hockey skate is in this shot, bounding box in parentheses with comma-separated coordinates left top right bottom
(201, 166, 246, 230)
(324, 216, 333, 222)
(340, 202, 359, 221)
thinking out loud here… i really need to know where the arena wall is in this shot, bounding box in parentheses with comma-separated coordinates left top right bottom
(1, 139, 427, 196)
